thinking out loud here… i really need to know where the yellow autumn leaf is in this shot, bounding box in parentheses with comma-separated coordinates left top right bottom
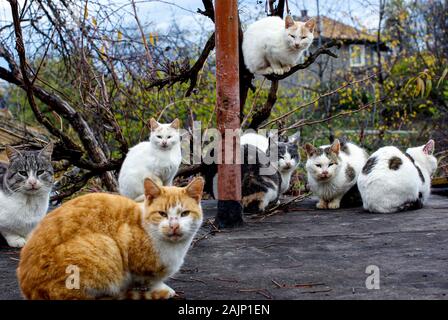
(84, 5, 88, 19)
(416, 77, 425, 97)
(92, 17, 97, 27)
(437, 67, 448, 88)
(149, 33, 155, 46)
(117, 30, 123, 41)
(425, 79, 432, 97)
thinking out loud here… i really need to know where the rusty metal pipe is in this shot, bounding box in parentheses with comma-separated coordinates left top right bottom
(215, 0, 243, 228)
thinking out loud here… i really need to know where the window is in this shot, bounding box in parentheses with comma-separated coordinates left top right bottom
(349, 44, 365, 67)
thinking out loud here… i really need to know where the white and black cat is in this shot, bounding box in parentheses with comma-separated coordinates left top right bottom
(0, 144, 54, 248)
(240, 132, 300, 194)
(118, 118, 182, 201)
(212, 143, 282, 214)
(358, 140, 437, 213)
(243, 15, 315, 75)
(304, 139, 368, 209)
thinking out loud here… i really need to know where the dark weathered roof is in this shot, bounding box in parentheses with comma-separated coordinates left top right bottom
(296, 14, 378, 43)
(2, 194, 448, 299)
(0, 117, 50, 162)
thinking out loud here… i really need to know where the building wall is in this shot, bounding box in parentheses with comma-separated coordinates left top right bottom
(289, 41, 386, 94)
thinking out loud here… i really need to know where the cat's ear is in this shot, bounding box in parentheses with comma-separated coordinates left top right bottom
(304, 19, 316, 32)
(185, 177, 205, 203)
(39, 142, 54, 160)
(144, 178, 161, 202)
(288, 131, 300, 145)
(170, 118, 180, 129)
(304, 143, 316, 157)
(423, 139, 435, 155)
(330, 139, 340, 154)
(285, 15, 295, 29)
(149, 118, 159, 131)
(5, 145, 21, 160)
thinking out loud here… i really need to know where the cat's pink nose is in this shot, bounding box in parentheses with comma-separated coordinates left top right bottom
(170, 223, 180, 234)
(322, 171, 329, 176)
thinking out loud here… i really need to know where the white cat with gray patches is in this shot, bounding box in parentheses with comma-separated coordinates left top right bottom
(118, 118, 182, 201)
(357, 140, 437, 213)
(0, 144, 54, 248)
(243, 16, 315, 75)
(305, 139, 368, 209)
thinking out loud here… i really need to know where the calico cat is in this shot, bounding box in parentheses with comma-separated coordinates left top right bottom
(0, 144, 54, 248)
(213, 144, 281, 214)
(119, 118, 182, 201)
(357, 140, 437, 213)
(240, 132, 300, 194)
(304, 139, 368, 209)
(17, 177, 204, 300)
(242, 15, 315, 75)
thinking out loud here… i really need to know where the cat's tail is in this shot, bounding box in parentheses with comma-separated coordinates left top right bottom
(397, 193, 424, 212)
(340, 184, 363, 208)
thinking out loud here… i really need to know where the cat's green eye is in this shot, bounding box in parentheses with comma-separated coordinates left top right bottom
(301, 36, 307, 40)
(290, 34, 296, 39)
(37, 170, 45, 175)
(157, 135, 162, 139)
(158, 211, 168, 217)
(19, 171, 28, 176)
(328, 163, 334, 167)
(167, 136, 172, 139)
(180, 211, 190, 217)
(316, 164, 322, 168)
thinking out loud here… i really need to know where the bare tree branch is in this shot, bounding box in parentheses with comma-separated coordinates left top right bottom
(248, 80, 279, 129)
(265, 40, 341, 81)
(147, 32, 215, 96)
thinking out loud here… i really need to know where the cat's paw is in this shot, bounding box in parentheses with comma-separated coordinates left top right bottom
(147, 283, 176, 300)
(5, 235, 26, 248)
(260, 67, 273, 75)
(327, 199, 341, 209)
(283, 66, 291, 73)
(316, 200, 328, 209)
(272, 68, 284, 75)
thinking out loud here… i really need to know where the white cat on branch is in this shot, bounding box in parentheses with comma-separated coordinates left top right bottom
(242, 15, 315, 75)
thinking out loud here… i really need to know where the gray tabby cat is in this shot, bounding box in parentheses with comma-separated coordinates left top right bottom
(0, 144, 54, 247)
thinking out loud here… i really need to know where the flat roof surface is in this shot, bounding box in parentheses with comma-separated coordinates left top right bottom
(1, 195, 447, 300)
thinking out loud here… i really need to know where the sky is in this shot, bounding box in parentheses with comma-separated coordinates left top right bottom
(0, 0, 381, 34)
(0, 0, 381, 73)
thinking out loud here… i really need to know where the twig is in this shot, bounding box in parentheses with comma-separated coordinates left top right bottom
(213, 278, 240, 283)
(271, 279, 282, 288)
(241, 78, 266, 128)
(279, 96, 388, 133)
(131, 0, 153, 71)
(261, 72, 379, 128)
(147, 32, 215, 97)
(301, 288, 332, 294)
(238, 288, 273, 299)
(272, 279, 328, 289)
(251, 193, 311, 220)
(248, 79, 279, 129)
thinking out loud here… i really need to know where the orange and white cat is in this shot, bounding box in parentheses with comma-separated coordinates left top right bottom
(17, 177, 204, 300)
